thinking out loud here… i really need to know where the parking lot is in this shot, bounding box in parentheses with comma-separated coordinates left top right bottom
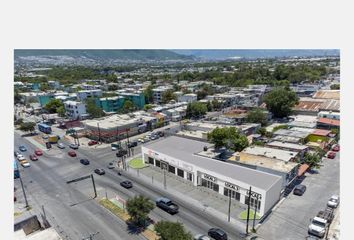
(257, 153, 340, 240)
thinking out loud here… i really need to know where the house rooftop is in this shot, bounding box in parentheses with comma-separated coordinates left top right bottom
(273, 129, 310, 139)
(229, 152, 299, 173)
(144, 136, 282, 190)
(242, 145, 299, 162)
(266, 141, 308, 151)
(313, 90, 340, 100)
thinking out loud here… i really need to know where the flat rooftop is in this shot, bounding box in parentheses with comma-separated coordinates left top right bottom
(228, 152, 298, 173)
(319, 99, 340, 111)
(144, 136, 282, 190)
(313, 90, 340, 100)
(273, 129, 310, 139)
(242, 145, 298, 162)
(272, 135, 302, 143)
(266, 141, 308, 151)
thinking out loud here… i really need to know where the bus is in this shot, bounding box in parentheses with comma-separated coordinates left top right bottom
(14, 160, 19, 179)
(38, 123, 52, 134)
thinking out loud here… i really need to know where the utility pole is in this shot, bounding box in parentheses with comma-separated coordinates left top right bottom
(90, 174, 97, 198)
(252, 194, 259, 232)
(16, 161, 29, 208)
(246, 186, 252, 235)
(163, 168, 167, 189)
(97, 122, 101, 144)
(228, 193, 231, 222)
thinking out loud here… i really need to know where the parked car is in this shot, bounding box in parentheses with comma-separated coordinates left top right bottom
(138, 138, 145, 143)
(30, 154, 38, 161)
(57, 143, 65, 149)
(69, 143, 79, 149)
(34, 149, 43, 156)
(194, 234, 211, 240)
(327, 151, 336, 159)
(20, 160, 30, 168)
(111, 146, 118, 151)
(19, 145, 27, 152)
(42, 134, 49, 139)
(293, 184, 307, 196)
(17, 155, 25, 161)
(88, 140, 98, 146)
(94, 168, 105, 175)
(14, 151, 20, 157)
(120, 180, 133, 189)
(331, 144, 340, 152)
(207, 228, 228, 240)
(68, 151, 77, 157)
(128, 141, 138, 148)
(108, 162, 115, 169)
(150, 135, 159, 140)
(327, 195, 339, 208)
(157, 131, 164, 137)
(80, 159, 90, 165)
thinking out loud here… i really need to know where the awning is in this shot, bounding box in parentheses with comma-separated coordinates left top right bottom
(297, 164, 309, 176)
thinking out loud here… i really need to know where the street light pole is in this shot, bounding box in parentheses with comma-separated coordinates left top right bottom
(246, 186, 252, 235)
(252, 194, 259, 232)
(228, 193, 231, 222)
(97, 122, 101, 144)
(16, 161, 29, 208)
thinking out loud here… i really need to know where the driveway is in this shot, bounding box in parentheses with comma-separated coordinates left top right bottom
(257, 153, 340, 240)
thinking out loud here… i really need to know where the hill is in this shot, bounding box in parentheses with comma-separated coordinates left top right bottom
(172, 49, 339, 60)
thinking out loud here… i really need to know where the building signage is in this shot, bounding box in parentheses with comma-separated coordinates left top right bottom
(246, 190, 262, 200)
(225, 182, 239, 191)
(203, 173, 216, 182)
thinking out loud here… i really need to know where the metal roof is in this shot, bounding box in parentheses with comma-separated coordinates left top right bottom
(144, 136, 282, 190)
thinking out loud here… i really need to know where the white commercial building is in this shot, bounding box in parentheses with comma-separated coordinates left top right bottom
(152, 86, 173, 104)
(77, 89, 103, 101)
(141, 136, 283, 217)
(178, 93, 198, 103)
(64, 101, 87, 120)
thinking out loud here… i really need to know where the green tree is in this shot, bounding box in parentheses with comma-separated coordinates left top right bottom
(14, 89, 23, 104)
(246, 108, 268, 126)
(155, 221, 192, 240)
(119, 100, 136, 114)
(144, 85, 154, 104)
(206, 101, 213, 111)
(40, 83, 50, 91)
(161, 90, 176, 104)
(330, 84, 340, 90)
(57, 106, 66, 117)
(126, 196, 154, 227)
(256, 127, 267, 136)
(272, 124, 289, 132)
(263, 87, 299, 118)
(186, 102, 208, 119)
(143, 104, 154, 111)
(207, 127, 249, 151)
(44, 99, 64, 114)
(211, 99, 222, 111)
(19, 122, 36, 134)
(86, 98, 105, 118)
(302, 152, 322, 169)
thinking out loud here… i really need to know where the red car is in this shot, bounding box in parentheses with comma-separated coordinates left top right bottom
(68, 151, 77, 157)
(332, 144, 340, 152)
(88, 140, 98, 146)
(30, 154, 38, 161)
(35, 149, 43, 156)
(327, 151, 336, 159)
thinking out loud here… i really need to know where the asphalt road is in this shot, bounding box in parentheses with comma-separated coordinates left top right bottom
(15, 132, 244, 240)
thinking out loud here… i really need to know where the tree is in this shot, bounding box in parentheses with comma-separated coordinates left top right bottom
(330, 84, 340, 90)
(44, 99, 64, 114)
(263, 87, 299, 118)
(207, 127, 249, 151)
(40, 83, 50, 91)
(143, 104, 154, 111)
(126, 196, 154, 227)
(119, 100, 136, 114)
(161, 90, 176, 104)
(14, 89, 23, 104)
(302, 152, 321, 169)
(211, 99, 222, 110)
(86, 98, 105, 118)
(246, 108, 268, 126)
(186, 102, 208, 119)
(155, 221, 192, 240)
(144, 85, 154, 104)
(206, 101, 213, 111)
(196, 90, 208, 100)
(256, 127, 267, 136)
(19, 122, 36, 134)
(57, 106, 66, 117)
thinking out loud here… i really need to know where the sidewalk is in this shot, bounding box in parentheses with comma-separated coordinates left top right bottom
(124, 159, 248, 234)
(327, 206, 340, 240)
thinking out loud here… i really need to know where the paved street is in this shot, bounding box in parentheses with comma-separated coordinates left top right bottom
(14, 131, 245, 240)
(257, 153, 340, 240)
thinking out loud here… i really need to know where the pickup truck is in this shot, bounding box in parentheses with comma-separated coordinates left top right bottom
(156, 197, 179, 214)
(308, 207, 334, 238)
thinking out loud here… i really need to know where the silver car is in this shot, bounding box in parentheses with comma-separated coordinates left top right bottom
(57, 143, 65, 149)
(327, 195, 339, 208)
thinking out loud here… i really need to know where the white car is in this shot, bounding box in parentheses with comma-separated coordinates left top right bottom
(111, 147, 118, 151)
(327, 195, 339, 208)
(17, 155, 25, 161)
(194, 234, 210, 240)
